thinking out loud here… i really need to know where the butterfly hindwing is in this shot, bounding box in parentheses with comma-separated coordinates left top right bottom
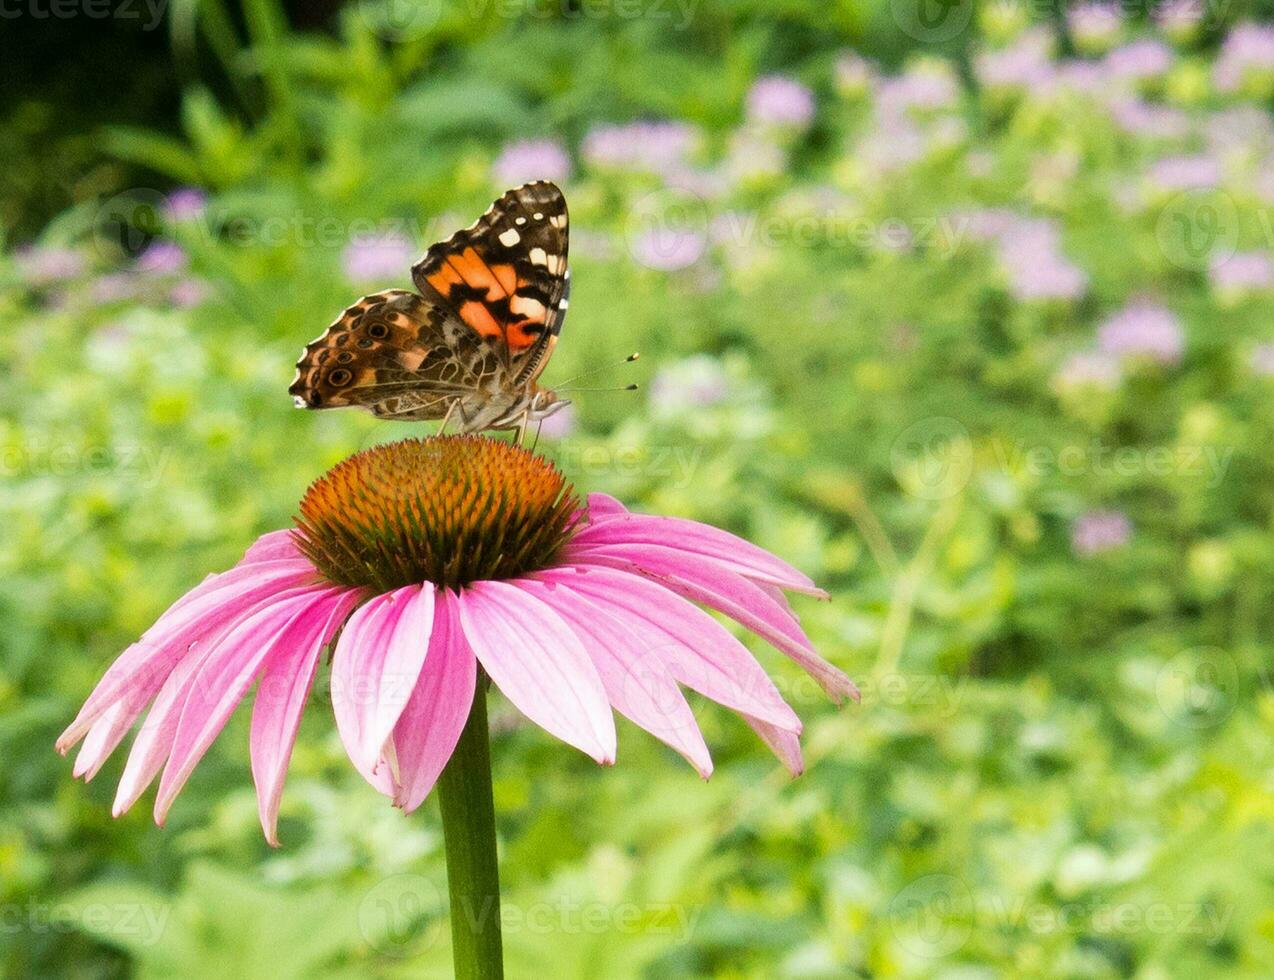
(411, 181, 569, 383)
(288, 289, 499, 420)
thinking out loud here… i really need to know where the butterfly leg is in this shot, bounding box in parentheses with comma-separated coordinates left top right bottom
(437, 398, 460, 436)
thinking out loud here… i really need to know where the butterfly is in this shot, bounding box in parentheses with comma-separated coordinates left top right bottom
(289, 181, 571, 439)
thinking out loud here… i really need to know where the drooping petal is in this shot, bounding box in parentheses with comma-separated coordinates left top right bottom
(570, 511, 826, 597)
(390, 590, 477, 813)
(154, 586, 346, 824)
(744, 714, 804, 776)
(567, 544, 858, 702)
(534, 566, 801, 733)
(73, 684, 153, 782)
(457, 581, 616, 764)
(58, 560, 318, 752)
(330, 586, 435, 779)
(250, 589, 363, 845)
(519, 577, 712, 778)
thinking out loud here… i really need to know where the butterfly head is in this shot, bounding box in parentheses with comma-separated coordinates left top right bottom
(530, 387, 569, 420)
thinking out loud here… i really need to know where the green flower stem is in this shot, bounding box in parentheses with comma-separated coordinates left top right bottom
(437, 675, 504, 979)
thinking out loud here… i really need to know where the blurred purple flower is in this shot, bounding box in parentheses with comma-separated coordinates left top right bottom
(1104, 39, 1174, 81)
(1072, 510, 1132, 556)
(962, 212, 1088, 301)
(90, 274, 139, 303)
(1049, 59, 1109, 95)
(1209, 251, 1273, 293)
(1204, 107, 1274, 161)
(170, 278, 212, 308)
(834, 52, 876, 97)
(649, 356, 730, 412)
(630, 226, 706, 271)
(537, 402, 576, 439)
(1055, 351, 1122, 390)
(1148, 155, 1221, 190)
(136, 240, 188, 275)
(1215, 23, 1274, 93)
(723, 130, 788, 184)
(582, 121, 700, 174)
(1097, 301, 1184, 364)
(492, 139, 572, 186)
(746, 75, 815, 129)
(1249, 343, 1274, 376)
(14, 245, 85, 285)
(1108, 98, 1189, 139)
(975, 30, 1055, 90)
(341, 231, 415, 283)
(1156, 0, 1205, 41)
(1069, 2, 1123, 52)
(164, 188, 207, 222)
(876, 68, 960, 115)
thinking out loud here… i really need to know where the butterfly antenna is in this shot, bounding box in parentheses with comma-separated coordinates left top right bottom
(554, 352, 640, 389)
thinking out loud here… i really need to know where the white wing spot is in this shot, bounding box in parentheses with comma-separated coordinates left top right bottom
(533, 212, 544, 221)
(498, 228, 521, 247)
(558, 298, 569, 309)
(515, 216, 527, 225)
(529, 247, 548, 266)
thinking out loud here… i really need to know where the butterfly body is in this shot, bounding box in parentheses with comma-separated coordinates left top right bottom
(290, 181, 571, 436)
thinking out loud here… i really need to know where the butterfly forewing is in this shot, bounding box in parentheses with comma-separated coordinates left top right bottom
(411, 181, 569, 382)
(290, 181, 571, 428)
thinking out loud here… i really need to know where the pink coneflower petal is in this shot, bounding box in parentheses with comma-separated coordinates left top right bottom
(536, 566, 801, 733)
(574, 501, 825, 597)
(72, 687, 152, 781)
(154, 585, 348, 824)
(389, 590, 477, 813)
(332, 585, 435, 778)
(519, 578, 713, 778)
(457, 581, 616, 764)
(242, 529, 307, 564)
(251, 589, 363, 844)
(563, 543, 857, 703)
(57, 560, 317, 753)
(744, 716, 804, 776)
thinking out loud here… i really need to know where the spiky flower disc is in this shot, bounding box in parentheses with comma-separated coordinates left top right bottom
(294, 436, 580, 592)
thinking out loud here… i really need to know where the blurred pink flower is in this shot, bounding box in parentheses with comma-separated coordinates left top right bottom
(746, 75, 815, 129)
(136, 241, 189, 275)
(164, 188, 207, 223)
(1104, 39, 1174, 81)
(1209, 251, 1273, 293)
(581, 121, 700, 174)
(1055, 351, 1122, 390)
(15, 245, 85, 285)
(1249, 343, 1274, 376)
(1069, 2, 1123, 52)
(341, 231, 415, 283)
(170, 278, 212, 308)
(1148, 155, 1221, 190)
(492, 139, 572, 186)
(536, 402, 576, 439)
(1215, 23, 1274, 93)
(1097, 301, 1185, 364)
(1072, 510, 1132, 556)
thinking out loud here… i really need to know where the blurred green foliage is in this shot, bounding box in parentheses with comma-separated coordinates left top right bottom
(6, 1, 1274, 977)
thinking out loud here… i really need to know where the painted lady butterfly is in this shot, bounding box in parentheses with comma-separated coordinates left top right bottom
(290, 181, 571, 438)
